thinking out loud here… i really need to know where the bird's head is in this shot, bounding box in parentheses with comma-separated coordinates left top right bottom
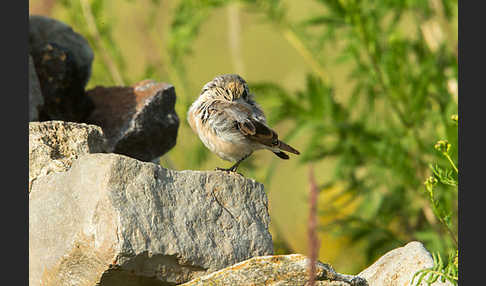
(201, 74, 251, 102)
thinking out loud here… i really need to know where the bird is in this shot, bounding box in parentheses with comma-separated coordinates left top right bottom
(187, 74, 300, 173)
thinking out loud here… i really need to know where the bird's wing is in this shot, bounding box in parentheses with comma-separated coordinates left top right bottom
(208, 100, 278, 148)
(242, 115, 299, 155)
(241, 119, 279, 147)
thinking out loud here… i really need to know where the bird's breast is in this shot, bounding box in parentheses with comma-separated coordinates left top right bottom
(195, 117, 252, 162)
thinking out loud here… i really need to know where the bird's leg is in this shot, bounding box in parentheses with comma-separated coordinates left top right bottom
(216, 153, 251, 172)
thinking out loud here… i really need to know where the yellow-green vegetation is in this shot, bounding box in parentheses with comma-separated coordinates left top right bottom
(30, 0, 457, 274)
(412, 115, 458, 286)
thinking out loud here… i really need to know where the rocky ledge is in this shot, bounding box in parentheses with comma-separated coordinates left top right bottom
(29, 122, 273, 286)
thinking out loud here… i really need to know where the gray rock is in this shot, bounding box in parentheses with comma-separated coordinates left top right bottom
(358, 241, 453, 286)
(28, 121, 106, 190)
(29, 54, 44, 121)
(86, 80, 179, 162)
(29, 153, 273, 286)
(29, 15, 94, 88)
(181, 254, 368, 286)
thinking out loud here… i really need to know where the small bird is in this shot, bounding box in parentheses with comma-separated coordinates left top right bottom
(187, 74, 300, 172)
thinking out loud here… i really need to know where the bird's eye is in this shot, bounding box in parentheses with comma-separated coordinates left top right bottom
(241, 89, 248, 99)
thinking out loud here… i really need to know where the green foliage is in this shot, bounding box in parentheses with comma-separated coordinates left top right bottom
(414, 116, 458, 285)
(51, 0, 457, 272)
(57, 0, 130, 86)
(411, 251, 458, 286)
(165, 0, 458, 267)
(168, 0, 229, 71)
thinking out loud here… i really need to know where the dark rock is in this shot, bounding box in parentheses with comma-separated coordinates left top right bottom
(29, 54, 43, 121)
(29, 15, 94, 88)
(29, 15, 95, 122)
(30, 42, 95, 122)
(86, 80, 179, 161)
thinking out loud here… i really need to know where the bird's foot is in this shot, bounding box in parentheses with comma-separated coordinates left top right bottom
(215, 166, 244, 176)
(215, 166, 237, 172)
(215, 156, 248, 175)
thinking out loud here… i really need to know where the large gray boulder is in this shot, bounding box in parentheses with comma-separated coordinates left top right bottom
(358, 241, 453, 286)
(28, 121, 107, 190)
(29, 54, 43, 121)
(182, 254, 368, 286)
(29, 153, 273, 286)
(86, 80, 179, 162)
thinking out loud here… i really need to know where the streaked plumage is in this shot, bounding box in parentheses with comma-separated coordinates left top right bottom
(187, 74, 300, 172)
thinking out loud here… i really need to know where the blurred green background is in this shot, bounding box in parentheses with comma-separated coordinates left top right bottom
(30, 0, 458, 275)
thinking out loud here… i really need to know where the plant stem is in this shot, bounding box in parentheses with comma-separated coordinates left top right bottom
(444, 153, 458, 173)
(282, 28, 330, 84)
(427, 187, 458, 248)
(79, 0, 124, 86)
(227, 3, 246, 76)
(354, 12, 410, 128)
(308, 166, 320, 286)
(421, 269, 458, 282)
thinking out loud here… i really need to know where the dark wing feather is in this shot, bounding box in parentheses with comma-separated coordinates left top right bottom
(209, 100, 274, 145)
(244, 120, 300, 155)
(210, 100, 299, 154)
(238, 121, 256, 136)
(243, 119, 278, 147)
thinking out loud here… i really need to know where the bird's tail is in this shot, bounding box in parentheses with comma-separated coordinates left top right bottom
(277, 140, 300, 155)
(273, 150, 289, 159)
